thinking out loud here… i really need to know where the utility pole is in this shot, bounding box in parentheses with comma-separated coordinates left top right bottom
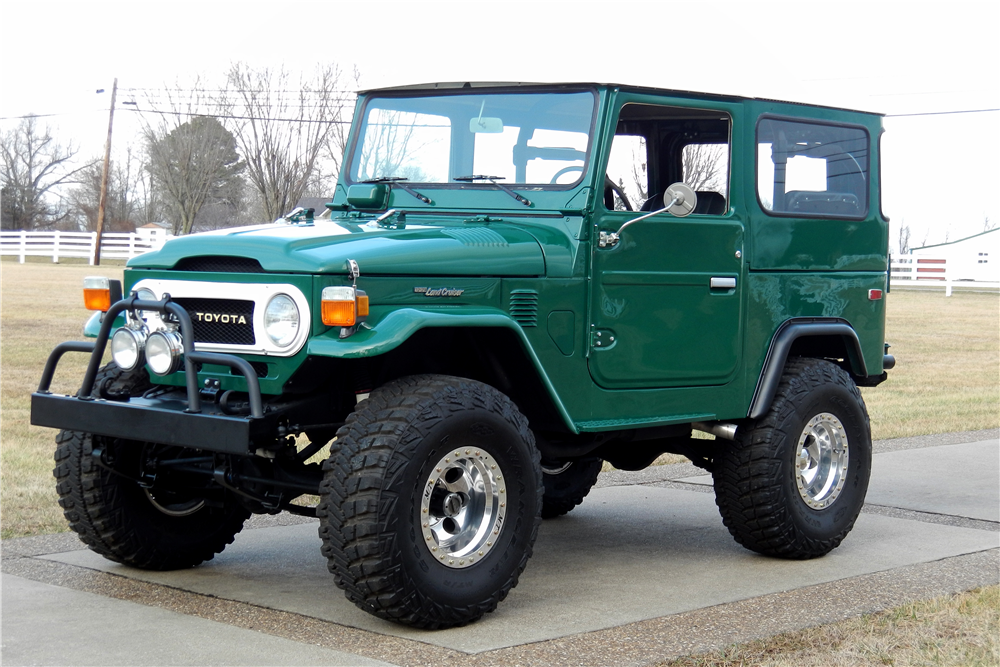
(93, 78, 117, 266)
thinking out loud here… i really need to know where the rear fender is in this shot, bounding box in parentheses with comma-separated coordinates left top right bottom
(749, 318, 867, 419)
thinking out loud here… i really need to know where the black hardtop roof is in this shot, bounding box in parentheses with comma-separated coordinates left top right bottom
(358, 81, 884, 117)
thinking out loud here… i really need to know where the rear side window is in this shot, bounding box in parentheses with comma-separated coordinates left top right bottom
(757, 118, 868, 218)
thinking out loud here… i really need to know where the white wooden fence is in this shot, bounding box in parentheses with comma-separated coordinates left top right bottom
(0, 230, 171, 265)
(891, 256, 1000, 296)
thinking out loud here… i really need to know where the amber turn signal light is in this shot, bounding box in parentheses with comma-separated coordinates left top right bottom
(83, 276, 122, 312)
(321, 286, 368, 327)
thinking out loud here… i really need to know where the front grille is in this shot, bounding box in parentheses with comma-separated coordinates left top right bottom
(172, 256, 266, 273)
(173, 298, 256, 345)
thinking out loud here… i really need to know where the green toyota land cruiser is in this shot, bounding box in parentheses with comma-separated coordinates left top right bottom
(32, 82, 894, 628)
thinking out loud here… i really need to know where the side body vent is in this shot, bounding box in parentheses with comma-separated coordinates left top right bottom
(509, 289, 539, 327)
(172, 256, 266, 273)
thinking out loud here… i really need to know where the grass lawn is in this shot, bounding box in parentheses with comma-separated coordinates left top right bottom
(661, 586, 999, 667)
(861, 289, 1000, 438)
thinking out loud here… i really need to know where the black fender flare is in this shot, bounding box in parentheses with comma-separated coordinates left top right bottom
(748, 318, 867, 420)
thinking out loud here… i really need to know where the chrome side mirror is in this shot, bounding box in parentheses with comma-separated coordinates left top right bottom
(599, 183, 698, 248)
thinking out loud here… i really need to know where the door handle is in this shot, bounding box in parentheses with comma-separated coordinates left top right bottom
(710, 277, 737, 289)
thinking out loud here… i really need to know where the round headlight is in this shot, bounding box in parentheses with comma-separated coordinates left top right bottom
(146, 330, 183, 376)
(111, 328, 145, 371)
(132, 287, 164, 329)
(264, 294, 299, 347)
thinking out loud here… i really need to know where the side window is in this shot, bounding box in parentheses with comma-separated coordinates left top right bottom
(604, 103, 732, 213)
(757, 118, 869, 218)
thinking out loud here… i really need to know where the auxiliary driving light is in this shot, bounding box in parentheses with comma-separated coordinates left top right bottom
(321, 286, 369, 327)
(110, 328, 146, 371)
(145, 330, 184, 376)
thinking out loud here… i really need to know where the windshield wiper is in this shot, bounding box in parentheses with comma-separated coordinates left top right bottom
(362, 177, 433, 205)
(453, 175, 532, 207)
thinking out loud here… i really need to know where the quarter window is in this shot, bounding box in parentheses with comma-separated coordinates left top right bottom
(757, 118, 869, 218)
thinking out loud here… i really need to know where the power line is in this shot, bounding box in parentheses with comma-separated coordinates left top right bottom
(885, 108, 999, 117)
(0, 110, 107, 121)
(120, 106, 352, 125)
(122, 87, 358, 95)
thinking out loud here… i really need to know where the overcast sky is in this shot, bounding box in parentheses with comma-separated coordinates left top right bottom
(2, 0, 997, 248)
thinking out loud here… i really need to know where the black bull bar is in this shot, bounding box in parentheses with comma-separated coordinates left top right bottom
(30, 295, 278, 455)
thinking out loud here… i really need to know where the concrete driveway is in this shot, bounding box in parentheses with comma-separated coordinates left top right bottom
(3, 430, 997, 666)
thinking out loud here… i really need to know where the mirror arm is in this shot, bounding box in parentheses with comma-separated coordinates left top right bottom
(598, 197, 679, 248)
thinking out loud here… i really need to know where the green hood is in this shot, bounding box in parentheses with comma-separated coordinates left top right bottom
(129, 219, 546, 276)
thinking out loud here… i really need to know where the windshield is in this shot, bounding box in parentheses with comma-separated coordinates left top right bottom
(348, 90, 595, 186)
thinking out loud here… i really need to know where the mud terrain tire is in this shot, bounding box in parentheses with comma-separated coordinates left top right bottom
(53, 363, 250, 570)
(317, 375, 542, 628)
(712, 358, 871, 559)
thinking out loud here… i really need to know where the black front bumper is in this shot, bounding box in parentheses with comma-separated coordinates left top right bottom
(30, 392, 277, 455)
(31, 295, 276, 456)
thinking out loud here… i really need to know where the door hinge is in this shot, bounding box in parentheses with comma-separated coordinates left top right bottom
(591, 328, 615, 348)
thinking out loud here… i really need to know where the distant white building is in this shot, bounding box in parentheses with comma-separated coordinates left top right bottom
(136, 221, 173, 243)
(910, 228, 999, 282)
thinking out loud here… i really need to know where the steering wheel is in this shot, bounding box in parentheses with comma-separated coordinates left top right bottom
(550, 166, 583, 184)
(604, 176, 632, 211)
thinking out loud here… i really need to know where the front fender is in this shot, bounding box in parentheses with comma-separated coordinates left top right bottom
(83, 311, 125, 338)
(306, 306, 578, 433)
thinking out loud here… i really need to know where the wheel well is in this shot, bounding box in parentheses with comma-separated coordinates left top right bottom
(337, 327, 568, 433)
(788, 335, 854, 371)
(749, 320, 867, 420)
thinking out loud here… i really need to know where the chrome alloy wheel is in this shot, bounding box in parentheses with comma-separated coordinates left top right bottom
(795, 412, 849, 510)
(420, 448, 507, 569)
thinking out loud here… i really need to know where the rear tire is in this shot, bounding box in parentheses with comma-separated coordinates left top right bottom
(541, 458, 602, 518)
(317, 375, 542, 628)
(712, 358, 871, 559)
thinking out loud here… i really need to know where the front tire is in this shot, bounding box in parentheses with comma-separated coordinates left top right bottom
(712, 358, 872, 559)
(317, 375, 542, 628)
(53, 363, 250, 570)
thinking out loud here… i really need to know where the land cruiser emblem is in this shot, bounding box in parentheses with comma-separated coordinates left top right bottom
(194, 312, 248, 325)
(413, 287, 465, 297)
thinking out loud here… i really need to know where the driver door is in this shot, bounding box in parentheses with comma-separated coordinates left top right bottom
(588, 100, 744, 389)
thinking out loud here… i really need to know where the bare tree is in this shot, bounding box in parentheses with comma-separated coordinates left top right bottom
(628, 138, 648, 204)
(353, 108, 424, 181)
(143, 91, 245, 235)
(623, 140, 727, 209)
(222, 63, 352, 220)
(71, 146, 147, 232)
(1, 116, 89, 230)
(985, 214, 995, 232)
(682, 143, 728, 195)
(326, 66, 362, 181)
(898, 223, 911, 255)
